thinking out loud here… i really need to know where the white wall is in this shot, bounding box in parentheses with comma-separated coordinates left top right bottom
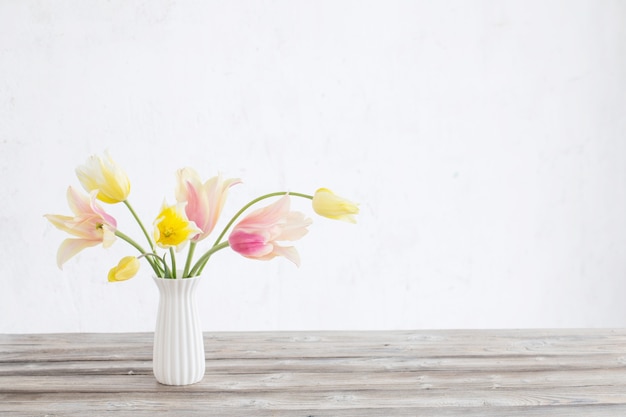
(1, 0, 625, 333)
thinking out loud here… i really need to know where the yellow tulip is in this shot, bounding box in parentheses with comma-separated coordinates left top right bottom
(76, 151, 131, 204)
(108, 256, 140, 282)
(312, 188, 359, 223)
(153, 202, 202, 251)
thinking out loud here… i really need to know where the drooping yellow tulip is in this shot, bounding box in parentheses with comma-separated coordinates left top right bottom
(108, 256, 140, 282)
(312, 188, 359, 223)
(153, 202, 202, 251)
(76, 151, 131, 203)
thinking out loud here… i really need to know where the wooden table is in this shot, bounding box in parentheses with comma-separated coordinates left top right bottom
(1, 329, 626, 416)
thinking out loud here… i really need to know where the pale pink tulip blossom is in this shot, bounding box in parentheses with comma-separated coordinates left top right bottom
(228, 195, 312, 266)
(45, 186, 117, 269)
(175, 168, 241, 242)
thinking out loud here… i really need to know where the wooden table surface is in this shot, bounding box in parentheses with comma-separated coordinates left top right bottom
(1, 329, 626, 416)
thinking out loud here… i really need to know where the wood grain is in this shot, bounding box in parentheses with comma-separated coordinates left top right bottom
(1, 329, 626, 416)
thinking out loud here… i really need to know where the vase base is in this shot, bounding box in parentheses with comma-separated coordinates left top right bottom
(154, 376, 205, 386)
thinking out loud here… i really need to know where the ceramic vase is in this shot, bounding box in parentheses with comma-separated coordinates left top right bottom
(152, 275, 205, 386)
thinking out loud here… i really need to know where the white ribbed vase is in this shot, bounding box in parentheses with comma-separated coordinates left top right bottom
(152, 275, 205, 386)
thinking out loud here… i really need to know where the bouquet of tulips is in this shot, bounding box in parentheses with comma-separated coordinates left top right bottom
(44, 152, 359, 281)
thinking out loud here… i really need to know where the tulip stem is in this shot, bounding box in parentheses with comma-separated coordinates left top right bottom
(114, 230, 146, 254)
(123, 200, 156, 253)
(169, 248, 177, 278)
(189, 241, 230, 277)
(160, 253, 173, 278)
(114, 230, 163, 277)
(183, 241, 197, 278)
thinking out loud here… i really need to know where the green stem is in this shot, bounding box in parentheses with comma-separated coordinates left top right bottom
(169, 248, 177, 278)
(114, 229, 147, 254)
(183, 241, 197, 278)
(189, 241, 230, 277)
(123, 200, 156, 252)
(160, 253, 172, 278)
(114, 230, 162, 276)
(137, 253, 168, 277)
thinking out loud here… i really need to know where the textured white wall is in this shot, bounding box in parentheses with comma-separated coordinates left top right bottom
(1, 1, 625, 333)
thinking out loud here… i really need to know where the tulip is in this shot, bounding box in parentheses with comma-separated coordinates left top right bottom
(153, 201, 202, 251)
(175, 168, 241, 242)
(108, 256, 140, 282)
(228, 195, 311, 266)
(44, 187, 117, 269)
(76, 151, 131, 203)
(312, 188, 359, 223)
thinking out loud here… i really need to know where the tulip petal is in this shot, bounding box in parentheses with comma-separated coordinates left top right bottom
(228, 229, 273, 257)
(44, 214, 76, 235)
(108, 256, 140, 282)
(237, 194, 291, 230)
(153, 201, 201, 251)
(57, 238, 100, 269)
(184, 180, 209, 239)
(76, 151, 130, 203)
(45, 186, 118, 268)
(228, 195, 310, 266)
(312, 188, 359, 223)
(66, 186, 93, 216)
(176, 168, 241, 242)
(102, 226, 117, 248)
(270, 245, 301, 267)
(278, 211, 312, 241)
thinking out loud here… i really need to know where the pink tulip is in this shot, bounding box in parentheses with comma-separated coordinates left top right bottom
(176, 168, 241, 242)
(228, 195, 312, 266)
(45, 187, 117, 269)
